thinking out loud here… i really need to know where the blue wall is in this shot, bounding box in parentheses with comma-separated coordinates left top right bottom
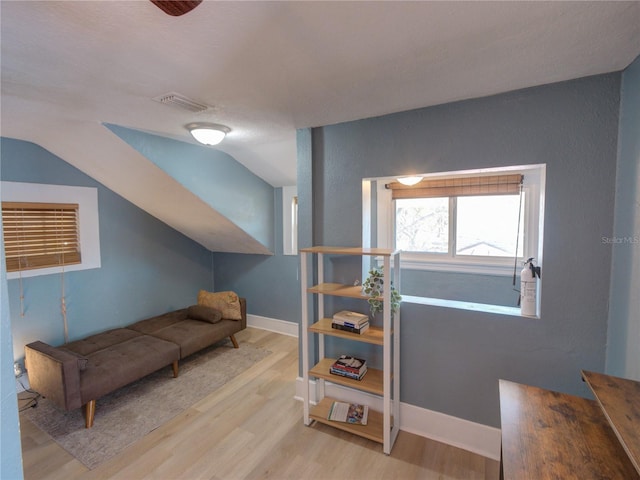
(401, 269, 518, 306)
(1, 138, 214, 355)
(213, 188, 301, 323)
(607, 55, 640, 379)
(0, 214, 22, 479)
(299, 73, 622, 427)
(105, 124, 275, 252)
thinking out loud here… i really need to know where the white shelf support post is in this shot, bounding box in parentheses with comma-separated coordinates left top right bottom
(301, 250, 311, 425)
(383, 253, 392, 454)
(317, 253, 326, 401)
(391, 250, 401, 449)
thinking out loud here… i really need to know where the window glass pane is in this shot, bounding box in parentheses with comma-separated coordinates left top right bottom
(456, 195, 523, 257)
(395, 197, 448, 253)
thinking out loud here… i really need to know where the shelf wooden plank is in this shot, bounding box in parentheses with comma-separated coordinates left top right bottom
(310, 358, 385, 396)
(307, 283, 370, 299)
(300, 246, 397, 257)
(309, 318, 386, 346)
(309, 397, 390, 444)
(582, 370, 640, 476)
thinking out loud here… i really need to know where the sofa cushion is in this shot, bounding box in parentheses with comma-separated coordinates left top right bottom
(197, 290, 242, 320)
(187, 304, 222, 324)
(79, 335, 179, 404)
(149, 319, 241, 358)
(128, 309, 188, 334)
(63, 328, 143, 356)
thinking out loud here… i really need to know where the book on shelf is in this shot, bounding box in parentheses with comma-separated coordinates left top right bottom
(327, 401, 369, 425)
(330, 366, 367, 380)
(330, 355, 367, 380)
(332, 310, 369, 326)
(331, 321, 369, 334)
(333, 354, 366, 372)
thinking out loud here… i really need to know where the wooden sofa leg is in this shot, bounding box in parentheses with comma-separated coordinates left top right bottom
(230, 334, 239, 348)
(172, 360, 179, 378)
(85, 400, 96, 428)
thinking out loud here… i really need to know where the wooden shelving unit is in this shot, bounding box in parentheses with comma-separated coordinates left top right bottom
(300, 246, 400, 454)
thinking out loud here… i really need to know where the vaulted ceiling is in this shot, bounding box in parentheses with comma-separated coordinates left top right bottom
(2, 1, 639, 252)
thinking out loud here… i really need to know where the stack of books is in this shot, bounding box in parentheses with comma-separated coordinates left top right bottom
(330, 354, 368, 380)
(332, 310, 369, 334)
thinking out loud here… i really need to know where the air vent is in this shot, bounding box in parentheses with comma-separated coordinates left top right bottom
(152, 92, 212, 113)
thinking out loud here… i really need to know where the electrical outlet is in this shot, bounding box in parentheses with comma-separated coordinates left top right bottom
(14, 361, 23, 378)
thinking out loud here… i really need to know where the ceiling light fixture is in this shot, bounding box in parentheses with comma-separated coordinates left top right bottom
(397, 176, 423, 186)
(185, 122, 230, 146)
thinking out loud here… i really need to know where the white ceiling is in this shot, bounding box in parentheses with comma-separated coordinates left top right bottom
(2, 1, 639, 252)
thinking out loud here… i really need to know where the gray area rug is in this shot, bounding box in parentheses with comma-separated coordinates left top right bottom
(23, 339, 270, 469)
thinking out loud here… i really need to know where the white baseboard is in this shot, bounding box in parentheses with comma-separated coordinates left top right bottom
(247, 314, 298, 337)
(295, 377, 501, 461)
(400, 401, 501, 461)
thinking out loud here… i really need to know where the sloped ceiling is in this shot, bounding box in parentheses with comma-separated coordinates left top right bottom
(1, 1, 639, 252)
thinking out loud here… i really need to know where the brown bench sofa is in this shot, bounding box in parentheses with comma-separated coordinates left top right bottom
(24, 297, 246, 428)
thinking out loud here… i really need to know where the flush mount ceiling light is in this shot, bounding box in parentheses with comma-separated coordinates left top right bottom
(397, 176, 423, 186)
(185, 123, 230, 146)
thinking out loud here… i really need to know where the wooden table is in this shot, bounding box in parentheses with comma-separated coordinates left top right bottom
(582, 370, 640, 475)
(499, 379, 639, 479)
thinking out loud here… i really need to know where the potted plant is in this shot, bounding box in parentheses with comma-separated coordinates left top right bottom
(362, 267, 401, 318)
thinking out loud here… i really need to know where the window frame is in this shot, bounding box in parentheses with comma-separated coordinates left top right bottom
(370, 165, 545, 276)
(282, 186, 298, 255)
(1, 182, 101, 279)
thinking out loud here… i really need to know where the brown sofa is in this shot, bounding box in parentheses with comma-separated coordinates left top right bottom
(24, 298, 246, 428)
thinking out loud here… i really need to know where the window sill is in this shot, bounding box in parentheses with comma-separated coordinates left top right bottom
(400, 258, 517, 276)
(402, 295, 538, 319)
(375, 255, 519, 276)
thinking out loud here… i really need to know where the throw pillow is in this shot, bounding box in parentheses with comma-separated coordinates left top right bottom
(187, 304, 223, 324)
(197, 290, 242, 320)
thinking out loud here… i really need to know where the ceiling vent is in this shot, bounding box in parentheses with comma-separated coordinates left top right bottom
(152, 92, 212, 113)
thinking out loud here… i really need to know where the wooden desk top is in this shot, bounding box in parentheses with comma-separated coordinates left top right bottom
(582, 370, 640, 476)
(499, 379, 639, 480)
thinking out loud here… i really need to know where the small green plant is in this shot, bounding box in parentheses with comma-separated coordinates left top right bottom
(362, 267, 401, 317)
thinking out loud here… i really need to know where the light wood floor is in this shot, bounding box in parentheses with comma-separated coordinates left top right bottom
(19, 328, 499, 480)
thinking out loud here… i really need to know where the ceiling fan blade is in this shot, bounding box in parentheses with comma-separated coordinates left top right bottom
(150, 1, 202, 17)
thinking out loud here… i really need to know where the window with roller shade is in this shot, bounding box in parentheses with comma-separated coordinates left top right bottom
(372, 165, 545, 276)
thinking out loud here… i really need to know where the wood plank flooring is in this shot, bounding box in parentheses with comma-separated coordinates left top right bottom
(19, 328, 499, 479)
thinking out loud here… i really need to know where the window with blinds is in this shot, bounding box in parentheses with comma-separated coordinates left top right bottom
(2, 202, 81, 272)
